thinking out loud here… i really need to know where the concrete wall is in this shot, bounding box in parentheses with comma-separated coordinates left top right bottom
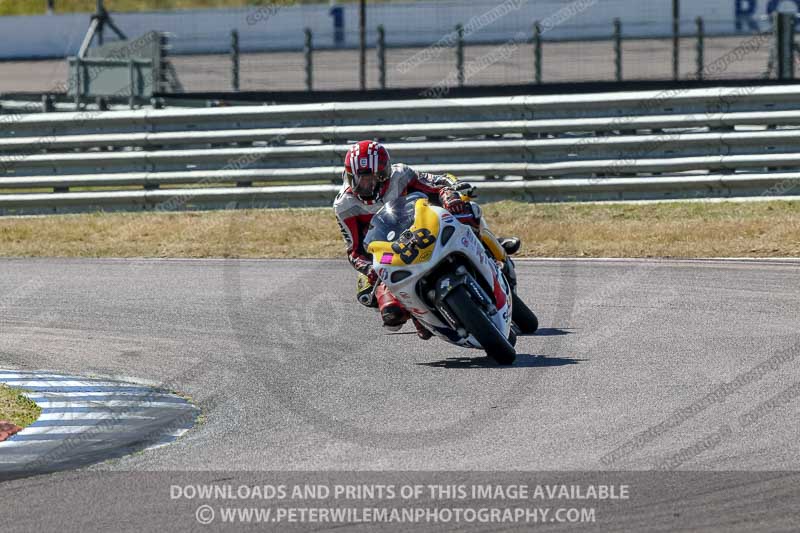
(0, 0, 794, 60)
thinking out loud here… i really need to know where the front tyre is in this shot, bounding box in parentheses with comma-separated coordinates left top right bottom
(445, 286, 516, 365)
(512, 291, 538, 334)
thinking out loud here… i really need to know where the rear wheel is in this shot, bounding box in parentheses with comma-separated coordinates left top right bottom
(512, 291, 538, 334)
(445, 285, 516, 365)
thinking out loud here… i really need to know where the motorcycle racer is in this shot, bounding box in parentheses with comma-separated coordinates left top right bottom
(333, 140, 521, 338)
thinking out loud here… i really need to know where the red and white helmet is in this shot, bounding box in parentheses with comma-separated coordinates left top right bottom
(343, 140, 390, 201)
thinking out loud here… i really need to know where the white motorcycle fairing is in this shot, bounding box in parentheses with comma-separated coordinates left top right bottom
(365, 193, 513, 350)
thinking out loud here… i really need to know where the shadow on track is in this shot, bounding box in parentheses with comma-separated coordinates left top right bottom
(391, 327, 575, 338)
(417, 354, 584, 369)
(530, 327, 574, 337)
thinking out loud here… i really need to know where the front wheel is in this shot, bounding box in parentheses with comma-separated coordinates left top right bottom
(512, 291, 538, 334)
(445, 285, 516, 365)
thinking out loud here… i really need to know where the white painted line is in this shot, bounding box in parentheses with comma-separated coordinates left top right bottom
(26, 390, 173, 396)
(27, 391, 180, 399)
(0, 440, 54, 449)
(36, 412, 157, 421)
(28, 400, 196, 409)
(3, 379, 137, 387)
(0, 456, 42, 463)
(20, 426, 122, 435)
(0, 374, 85, 380)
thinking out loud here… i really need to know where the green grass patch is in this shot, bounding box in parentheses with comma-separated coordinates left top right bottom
(0, 384, 41, 428)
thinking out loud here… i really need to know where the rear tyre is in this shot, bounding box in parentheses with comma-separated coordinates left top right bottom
(445, 285, 516, 365)
(512, 291, 538, 334)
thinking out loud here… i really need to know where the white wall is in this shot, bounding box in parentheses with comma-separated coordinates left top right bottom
(0, 0, 795, 60)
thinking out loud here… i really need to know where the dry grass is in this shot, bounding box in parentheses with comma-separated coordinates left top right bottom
(1, 0, 398, 16)
(482, 200, 800, 258)
(0, 384, 41, 428)
(0, 200, 799, 258)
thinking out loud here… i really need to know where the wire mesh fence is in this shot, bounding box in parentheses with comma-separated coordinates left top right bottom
(164, 26, 778, 93)
(0, 2, 791, 96)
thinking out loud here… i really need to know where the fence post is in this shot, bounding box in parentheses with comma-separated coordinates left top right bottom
(304, 28, 314, 91)
(158, 32, 171, 92)
(776, 12, 795, 80)
(533, 22, 542, 84)
(231, 29, 240, 92)
(613, 18, 622, 82)
(128, 59, 136, 109)
(456, 24, 464, 87)
(359, 0, 366, 90)
(42, 94, 54, 113)
(672, 0, 680, 80)
(696, 17, 704, 80)
(377, 25, 386, 89)
(74, 57, 82, 109)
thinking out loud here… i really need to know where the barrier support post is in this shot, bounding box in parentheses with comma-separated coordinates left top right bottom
(304, 28, 314, 92)
(377, 25, 386, 90)
(672, 0, 680, 80)
(231, 29, 240, 92)
(456, 24, 465, 87)
(534, 22, 542, 84)
(696, 17, 704, 80)
(613, 18, 622, 82)
(128, 59, 136, 109)
(74, 57, 82, 109)
(776, 12, 795, 80)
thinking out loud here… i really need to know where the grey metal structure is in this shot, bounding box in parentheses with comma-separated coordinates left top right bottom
(62, 1, 180, 108)
(68, 57, 154, 106)
(2, 85, 800, 215)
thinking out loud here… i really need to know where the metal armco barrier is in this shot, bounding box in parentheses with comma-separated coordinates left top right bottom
(2, 85, 800, 215)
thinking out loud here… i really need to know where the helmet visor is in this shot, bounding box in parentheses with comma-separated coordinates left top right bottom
(352, 172, 379, 198)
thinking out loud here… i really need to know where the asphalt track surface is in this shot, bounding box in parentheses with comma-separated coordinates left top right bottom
(1, 257, 799, 531)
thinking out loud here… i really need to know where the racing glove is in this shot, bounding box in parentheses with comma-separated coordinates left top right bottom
(366, 266, 378, 285)
(439, 188, 468, 214)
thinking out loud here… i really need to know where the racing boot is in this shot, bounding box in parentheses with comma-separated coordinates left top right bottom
(498, 237, 521, 256)
(356, 272, 378, 308)
(498, 238, 520, 291)
(376, 283, 410, 331)
(412, 317, 433, 340)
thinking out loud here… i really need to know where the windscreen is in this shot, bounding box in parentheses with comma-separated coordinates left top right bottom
(363, 192, 427, 246)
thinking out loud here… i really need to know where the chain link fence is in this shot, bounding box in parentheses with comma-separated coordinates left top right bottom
(164, 24, 778, 93)
(0, 1, 795, 96)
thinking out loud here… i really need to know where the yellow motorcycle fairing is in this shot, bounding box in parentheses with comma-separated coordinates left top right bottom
(367, 197, 441, 266)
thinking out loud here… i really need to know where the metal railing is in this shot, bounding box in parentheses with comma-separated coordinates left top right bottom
(5, 85, 800, 135)
(2, 84, 800, 215)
